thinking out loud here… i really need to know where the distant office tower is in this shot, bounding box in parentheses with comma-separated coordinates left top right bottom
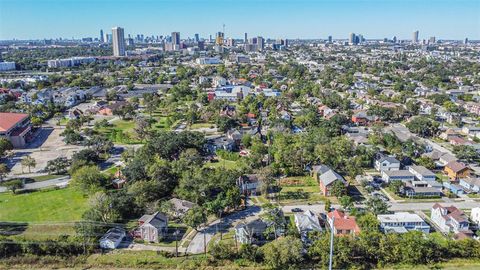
(349, 33, 356, 45)
(257, 36, 265, 51)
(464, 38, 469, 44)
(328, 36, 332, 43)
(357, 34, 363, 44)
(112, 27, 126, 56)
(226, 38, 234, 47)
(215, 32, 224, 45)
(284, 39, 288, 48)
(105, 33, 113, 44)
(100, 29, 104, 43)
(195, 33, 199, 42)
(172, 32, 180, 45)
(413, 30, 419, 43)
(126, 38, 134, 46)
(244, 33, 248, 43)
(392, 36, 397, 43)
(429, 36, 436, 44)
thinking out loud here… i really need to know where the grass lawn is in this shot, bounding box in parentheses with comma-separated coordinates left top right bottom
(381, 259, 480, 270)
(96, 119, 141, 144)
(87, 251, 208, 269)
(467, 193, 480, 198)
(189, 122, 215, 129)
(204, 157, 244, 170)
(276, 175, 326, 204)
(0, 187, 88, 222)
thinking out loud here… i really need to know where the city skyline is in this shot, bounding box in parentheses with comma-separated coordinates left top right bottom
(0, 0, 479, 40)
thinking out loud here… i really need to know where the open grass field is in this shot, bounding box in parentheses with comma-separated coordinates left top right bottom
(0, 187, 88, 222)
(204, 157, 245, 170)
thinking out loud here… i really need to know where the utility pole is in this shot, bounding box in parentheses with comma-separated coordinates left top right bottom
(329, 216, 335, 270)
(203, 229, 207, 257)
(174, 229, 179, 257)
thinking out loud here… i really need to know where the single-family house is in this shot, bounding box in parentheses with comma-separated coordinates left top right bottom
(404, 181, 442, 197)
(99, 227, 126, 249)
(317, 167, 348, 196)
(237, 174, 260, 196)
(168, 198, 196, 218)
(375, 156, 401, 172)
(381, 170, 414, 183)
(294, 210, 322, 243)
(377, 212, 430, 233)
(327, 210, 361, 236)
(459, 178, 480, 193)
(136, 212, 168, 243)
(431, 203, 470, 235)
(444, 161, 470, 181)
(235, 219, 269, 244)
(471, 207, 480, 226)
(408, 165, 436, 182)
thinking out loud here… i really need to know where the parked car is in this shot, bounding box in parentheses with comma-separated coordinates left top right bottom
(291, 208, 303, 212)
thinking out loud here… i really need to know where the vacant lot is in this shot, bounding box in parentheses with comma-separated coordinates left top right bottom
(0, 187, 88, 222)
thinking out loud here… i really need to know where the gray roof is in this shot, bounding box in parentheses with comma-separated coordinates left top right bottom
(312, 164, 331, 175)
(409, 165, 436, 177)
(320, 169, 346, 186)
(294, 210, 322, 233)
(100, 227, 125, 243)
(378, 156, 400, 164)
(140, 212, 168, 228)
(384, 170, 413, 177)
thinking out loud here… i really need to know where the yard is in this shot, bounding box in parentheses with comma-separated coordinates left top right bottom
(277, 176, 327, 204)
(0, 187, 88, 240)
(204, 157, 245, 170)
(0, 187, 88, 222)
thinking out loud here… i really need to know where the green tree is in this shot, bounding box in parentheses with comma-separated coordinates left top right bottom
(71, 165, 107, 193)
(339, 195, 354, 211)
(261, 236, 303, 270)
(365, 197, 389, 215)
(0, 164, 9, 181)
(0, 138, 13, 158)
(21, 156, 36, 173)
(183, 206, 206, 232)
(4, 179, 23, 194)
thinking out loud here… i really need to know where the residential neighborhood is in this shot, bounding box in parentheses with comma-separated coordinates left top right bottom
(1, 1, 480, 269)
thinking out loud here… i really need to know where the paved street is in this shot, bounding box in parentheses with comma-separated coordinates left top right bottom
(0, 176, 70, 193)
(187, 205, 262, 254)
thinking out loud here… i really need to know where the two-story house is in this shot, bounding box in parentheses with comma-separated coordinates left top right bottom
(408, 165, 436, 182)
(136, 212, 168, 243)
(327, 210, 361, 236)
(444, 161, 470, 181)
(430, 203, 470, 236)
(375, 156, 401, 172)
(377, 212, 430, 233)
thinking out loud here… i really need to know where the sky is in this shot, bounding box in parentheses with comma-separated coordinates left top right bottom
(0, 0, 479, 40)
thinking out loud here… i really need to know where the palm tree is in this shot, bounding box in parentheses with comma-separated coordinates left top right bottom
(21, 156, 36, 174)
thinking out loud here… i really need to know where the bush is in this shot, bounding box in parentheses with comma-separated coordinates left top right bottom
(210, 242, 236, 260)
(216, 149, 240, 161)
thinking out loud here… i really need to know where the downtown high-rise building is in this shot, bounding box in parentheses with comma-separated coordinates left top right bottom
(194, 33, 200, 42)
(349, 33, 356, 45)
(172, 32, 180, 45)
(100, 29, 104, 43)
(412, 30, 419, 43)
(244, 33, 248, 43)
(257, 36, 265, 51)
(112, 27, 126, 56)
(215, 32, 224, 46)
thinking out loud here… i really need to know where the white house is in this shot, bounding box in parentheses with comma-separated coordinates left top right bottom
(430, 203, 470, 234)
(381, 170, 414, 183)
(375, 156, 400, 172)
(99, 227, 126, 249)
(136, 212, 168, 243)
(377, 212, 430, 233)
(294, 210, 322, 243)
(471, 207, 480, 226)
(408, 165, 436, 182)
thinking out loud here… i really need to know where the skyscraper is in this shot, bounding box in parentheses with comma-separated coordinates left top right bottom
(112, 27, 126, 56)
(328, 36, 332, 43)
(257, 36, 264, 51)
(172, 32, 180, 45)
(100, 29, 104, 43)
(429, 36, 436, 44)
(349, 33, 356, 45)
(194, 33, 200, 42)
(215, 32, 224, 46)
(413, 31, 419, 43)
(244, 33, 248, 43)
